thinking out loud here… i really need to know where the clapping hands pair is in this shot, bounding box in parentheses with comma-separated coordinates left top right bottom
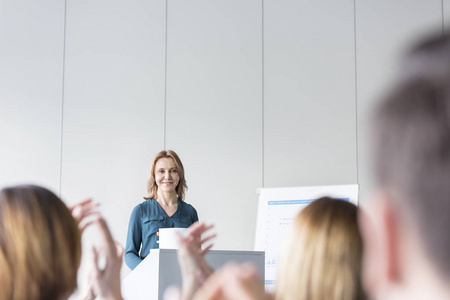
(69, 198, 124, 300)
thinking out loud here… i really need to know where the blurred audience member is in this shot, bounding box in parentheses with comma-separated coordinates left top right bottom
(173, 197, 365, 300)
(0, 185, 123, 300)
(360, 32, 450, 300)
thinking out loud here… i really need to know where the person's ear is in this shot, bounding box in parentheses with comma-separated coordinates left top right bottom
(378, 194, 402, 284)
(359, 191, 402, 298)
(359, 198, 383, 298)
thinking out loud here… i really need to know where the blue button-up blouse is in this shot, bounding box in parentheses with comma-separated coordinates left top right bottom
(124, 198, 198, 270)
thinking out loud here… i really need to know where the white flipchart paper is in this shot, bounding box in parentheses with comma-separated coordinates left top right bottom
(254, 184, 359, 291)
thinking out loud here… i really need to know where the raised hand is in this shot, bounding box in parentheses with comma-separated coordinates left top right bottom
(177, 222, 216, 300)
(68, 198, 100, 233)
(192, 263, 272, 300)
(89, 217, 124, 300)
(76, 258, 97, 300)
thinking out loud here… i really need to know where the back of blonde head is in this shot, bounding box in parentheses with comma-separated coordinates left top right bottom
(0, 185, 81, 300)
(276, 197, 365, 300)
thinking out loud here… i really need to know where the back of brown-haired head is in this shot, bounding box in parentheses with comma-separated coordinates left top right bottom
(372, 32, 450, 279)
(0, 185, 81, 300)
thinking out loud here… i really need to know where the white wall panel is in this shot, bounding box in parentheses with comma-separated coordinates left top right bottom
(166, 0, 262, 251)
(4, 0, 448, 285)
(61, 0, 166, 277)
(355, 0, 442, 201)
(0, 1, 64, 192)
(445, 0, 450, 32)
(264, 0, 357, 188)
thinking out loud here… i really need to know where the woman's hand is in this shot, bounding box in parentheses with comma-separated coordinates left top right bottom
(177, 222, 216, 300)
(69, 198, 101, 300)
(89, 217, 124, 300)
(192, 263, 272, 300)
(69, 199, 123, 300)
(76, 259, 97, 300)
(68, 198, 100, 233)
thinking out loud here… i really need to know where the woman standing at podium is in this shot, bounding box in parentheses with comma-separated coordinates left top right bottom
(125, 150, 199, 270)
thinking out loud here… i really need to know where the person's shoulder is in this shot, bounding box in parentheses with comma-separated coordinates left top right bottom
(139, 198, 157, 207)
(179, 199, 197, 212)
(132, 198, 157, 213)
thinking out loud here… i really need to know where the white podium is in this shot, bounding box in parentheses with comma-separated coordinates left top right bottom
(122, 249, 265, 300)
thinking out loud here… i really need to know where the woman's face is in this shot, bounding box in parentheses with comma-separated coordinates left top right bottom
(154, 157, 180, 194)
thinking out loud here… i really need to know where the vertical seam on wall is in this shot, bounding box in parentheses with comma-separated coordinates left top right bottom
(164, 0, 168, 150)
(353, 0, 359, 186)
(261, 0, 265, 188)
(59, 0, 68, 198)
(442, 0, 445, 34)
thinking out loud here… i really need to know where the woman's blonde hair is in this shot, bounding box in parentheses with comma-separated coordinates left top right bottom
(144, 150, 188, 200)
(276, 197, 366, 300)
(0, 185, 81, 300)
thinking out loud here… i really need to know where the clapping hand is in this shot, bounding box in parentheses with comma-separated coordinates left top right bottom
(89, 217, 124, 300)
(192, 263, 272, 300)
(68, 198, 100, 233)
(69, 199, 124, 300)
(176, 222, 216, 300)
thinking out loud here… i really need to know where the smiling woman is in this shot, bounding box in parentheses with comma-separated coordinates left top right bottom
(124, 150, 199, 270)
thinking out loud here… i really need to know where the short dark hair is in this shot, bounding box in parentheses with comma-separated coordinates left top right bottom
(399, 32, 450, 84)
(372, 33, 450, 278)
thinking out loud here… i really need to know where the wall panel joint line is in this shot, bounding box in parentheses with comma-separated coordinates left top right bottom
(58, 0, 68, 198)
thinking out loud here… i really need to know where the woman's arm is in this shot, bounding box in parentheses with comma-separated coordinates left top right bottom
(124, 205, 143, 270)
(192, 207, 199, 223)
